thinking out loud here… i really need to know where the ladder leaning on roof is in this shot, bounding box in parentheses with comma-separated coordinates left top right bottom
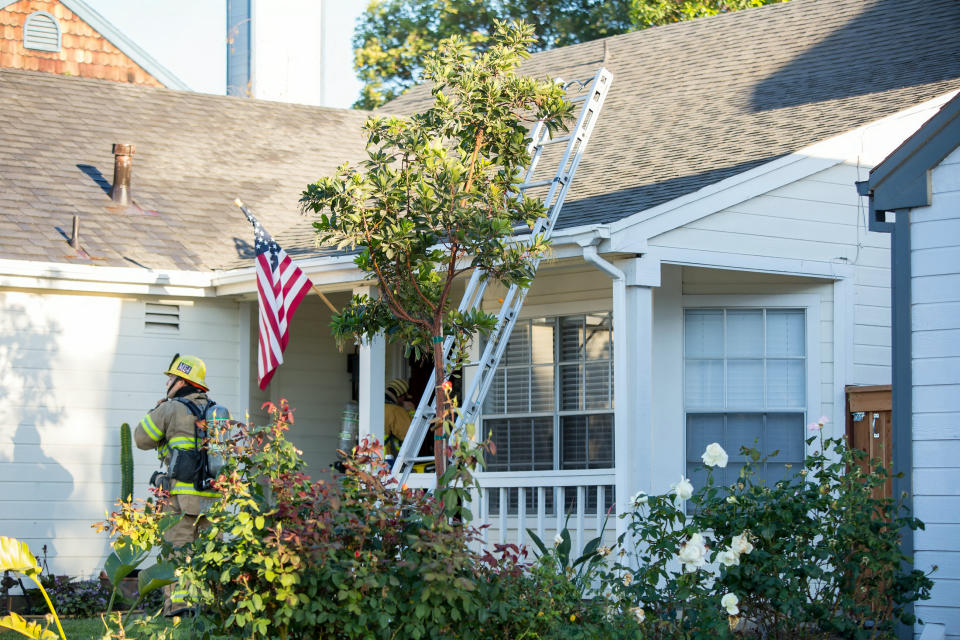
(390, 66, 614, 487)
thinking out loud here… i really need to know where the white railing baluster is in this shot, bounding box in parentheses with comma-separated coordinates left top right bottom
(499, 487, 508, 545)
(555, 486, 564, 540)
(596, 485, 605, 534)
(466, 470, 615, 556)
(518, 487, 527, 548)
(537, 486, 546, 541)
(481, 487, 489, 547)
(576, 485, 585, 556)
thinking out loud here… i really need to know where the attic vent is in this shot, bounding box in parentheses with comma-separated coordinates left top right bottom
(23, 11, 61, 52)
(145, 303, 180, 333)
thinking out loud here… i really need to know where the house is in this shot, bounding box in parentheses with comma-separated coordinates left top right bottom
(0, 0, 188, 89)
(858, 93, 960, 640)
(0, 2, 958, 633)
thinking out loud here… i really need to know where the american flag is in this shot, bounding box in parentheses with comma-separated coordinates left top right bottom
(237, 200, 313, 390)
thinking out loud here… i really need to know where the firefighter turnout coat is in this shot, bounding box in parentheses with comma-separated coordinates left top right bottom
(134, 390, 218, 516)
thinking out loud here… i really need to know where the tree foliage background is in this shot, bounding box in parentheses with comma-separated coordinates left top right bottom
(304, 22, 572, 474)
(353, 0, 790, 109)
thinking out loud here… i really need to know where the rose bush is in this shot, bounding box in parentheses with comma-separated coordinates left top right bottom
(595, 435, 933, 639)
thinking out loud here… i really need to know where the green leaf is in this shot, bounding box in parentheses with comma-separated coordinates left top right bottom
(137, 561, 177, 596)
(0, 612, 58, 639)
(0, 537, 40, 576)
(103, 543, 148, 586)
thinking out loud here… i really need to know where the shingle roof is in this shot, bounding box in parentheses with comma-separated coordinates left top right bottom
(0, 69, 370, 270)
(2, 0, 958, 274)
(388, 0, 960, 230)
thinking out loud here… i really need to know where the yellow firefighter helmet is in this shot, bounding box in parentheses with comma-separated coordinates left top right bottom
(164, 354, 209, 391)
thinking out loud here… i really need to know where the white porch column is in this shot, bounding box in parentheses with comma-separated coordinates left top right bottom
(612, 256, 660, 540)
(354, 285, 385, 444)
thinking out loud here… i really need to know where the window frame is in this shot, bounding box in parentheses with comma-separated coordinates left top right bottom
(680, 294, 822, 473)
(477, 310, 616, 472)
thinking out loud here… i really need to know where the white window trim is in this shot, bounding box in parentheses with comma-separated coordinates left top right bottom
(473, 309, 616, 473)
(681, 294, 822, 466)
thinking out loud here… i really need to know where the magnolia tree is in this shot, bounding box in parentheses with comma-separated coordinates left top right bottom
(301, 21, 573, 477)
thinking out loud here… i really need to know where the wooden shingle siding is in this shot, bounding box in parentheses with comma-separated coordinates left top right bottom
(0, 290, 241, 578)
(0, 0, 163, 86)
(911, 144, 960, 638)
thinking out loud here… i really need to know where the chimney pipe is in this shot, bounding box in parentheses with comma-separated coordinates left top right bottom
(110, 143, 135, 205)
(69, 215, 80, 250)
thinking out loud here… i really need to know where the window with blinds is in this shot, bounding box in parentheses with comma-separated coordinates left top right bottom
(482, 313, 614, 472)
(684, 308, 806, 490)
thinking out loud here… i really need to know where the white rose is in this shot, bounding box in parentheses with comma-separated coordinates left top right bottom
(630, 491, 648, 507)
(672, 476, 694, 500)
(631, 606, 645, 623)
(553, 533, 563, 547)
(701, 442, 729, 468)
(721, 592, 739, 616)
(731, 532, 754, 556)
(717, 548, 740, 567)
(677, 532, 707, 570)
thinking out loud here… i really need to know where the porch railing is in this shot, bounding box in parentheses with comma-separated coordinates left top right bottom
(406, 469, 617, 557)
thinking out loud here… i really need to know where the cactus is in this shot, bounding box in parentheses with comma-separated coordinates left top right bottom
(120, 422, 133, 502)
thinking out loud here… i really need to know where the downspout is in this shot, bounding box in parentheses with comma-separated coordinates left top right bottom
(580, 234, 633, 540)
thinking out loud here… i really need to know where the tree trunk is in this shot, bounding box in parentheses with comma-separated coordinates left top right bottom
(432, 339, 448, 480)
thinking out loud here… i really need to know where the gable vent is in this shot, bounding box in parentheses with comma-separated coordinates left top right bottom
(23, 11, 61, 52)
(145, 303, 180, 333)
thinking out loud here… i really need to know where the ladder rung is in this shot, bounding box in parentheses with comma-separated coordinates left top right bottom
(518, 176, 564, 190)
(405, 456, 435, 464)
(535, 134, 572, 146)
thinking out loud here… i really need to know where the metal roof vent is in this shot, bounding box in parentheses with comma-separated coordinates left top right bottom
(23, 11, 61, 52)
(110, 144, 135, 206)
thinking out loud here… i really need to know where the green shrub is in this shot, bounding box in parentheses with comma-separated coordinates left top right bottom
(121, 400, 488, 640)
(600, 429, 933, 639)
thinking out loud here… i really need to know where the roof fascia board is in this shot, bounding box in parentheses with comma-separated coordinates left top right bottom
(56, 0, 191, 90)
(210, 232, 606, 294)
(609, 92, 959, 252)
(655, 246, 854, 280)
(864, 92, 960, 213)
(0, 257, 214, 296)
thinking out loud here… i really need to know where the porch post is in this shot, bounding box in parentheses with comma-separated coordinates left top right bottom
(613, 256, 659, 541)
(354, 285, 385, 445)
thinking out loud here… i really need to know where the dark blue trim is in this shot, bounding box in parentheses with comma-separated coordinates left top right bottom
(890, 209, 914, 640)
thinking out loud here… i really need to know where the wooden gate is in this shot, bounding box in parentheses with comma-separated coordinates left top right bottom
(844, 384, 893, 500)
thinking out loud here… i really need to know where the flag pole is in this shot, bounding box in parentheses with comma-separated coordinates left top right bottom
(234, 198, 338, 314)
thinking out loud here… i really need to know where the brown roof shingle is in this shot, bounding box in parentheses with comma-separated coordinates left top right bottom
(0, 69, 370, 269)
(388, 0, 960, 230)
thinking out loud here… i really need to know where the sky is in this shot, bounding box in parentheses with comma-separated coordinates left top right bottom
(82, 0, 366, 109)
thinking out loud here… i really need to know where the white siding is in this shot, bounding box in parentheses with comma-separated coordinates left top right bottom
(249, 293, 354, 474)
(651, 162, 889, 387)
(0, 290, 241, 579)
(912, 144, 960, 636)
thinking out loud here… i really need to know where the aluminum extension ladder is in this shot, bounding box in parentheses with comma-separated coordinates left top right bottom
(391, 66, 613, 486)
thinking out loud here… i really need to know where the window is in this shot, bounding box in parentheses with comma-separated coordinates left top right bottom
(23, 12, 61, 52)
(480, 313, 615, 514)
(684, 308, 806, 490)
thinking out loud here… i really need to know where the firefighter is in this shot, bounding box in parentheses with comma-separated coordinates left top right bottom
(383, 378, 412, 463)
(134, 353, 219, 617)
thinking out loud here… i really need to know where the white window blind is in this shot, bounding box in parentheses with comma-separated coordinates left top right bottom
(684, 308, 806, 489)
(482, 313, 614, 473)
